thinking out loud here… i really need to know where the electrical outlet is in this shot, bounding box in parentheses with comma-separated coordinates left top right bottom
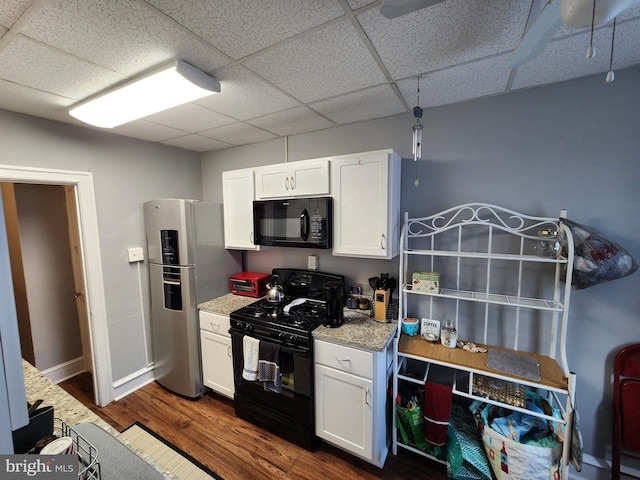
(128, 247, 144, 263)
(308, 255, 318, 271)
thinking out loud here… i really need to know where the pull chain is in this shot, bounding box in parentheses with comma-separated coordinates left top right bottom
(587, 0, 596, 58)
(606, 18, 617, 82)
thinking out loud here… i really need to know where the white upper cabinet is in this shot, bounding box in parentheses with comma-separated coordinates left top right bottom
(255, 159, 330, 199)
(222, 168, 259, 250)
(331, 150, 401, 259)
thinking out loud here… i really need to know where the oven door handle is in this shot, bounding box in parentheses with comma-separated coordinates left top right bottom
(230, 328, 309, 355)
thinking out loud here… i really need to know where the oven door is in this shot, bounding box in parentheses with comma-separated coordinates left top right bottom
(231, 329, 312, 423)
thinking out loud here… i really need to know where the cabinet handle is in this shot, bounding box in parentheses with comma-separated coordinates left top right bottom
(290, 176, 295, 190)
(364, 387, 370, 406)
(227, 345, 232, 358)
(250, 231, 254, 243)
(210, 322, 220, 331)
(380, 234, 386, 250)
(285, 177, 290, 190)
(335, 355, 351, 363)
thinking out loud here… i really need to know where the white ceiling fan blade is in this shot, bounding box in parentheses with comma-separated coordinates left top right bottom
(561, 0, 637, 28)
(380, 0, 446, 19)
(508, 0, 563, 68)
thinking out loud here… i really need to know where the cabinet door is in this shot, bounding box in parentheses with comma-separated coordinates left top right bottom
(290, 160, 329, 196)
(255, 160, 330, 199)
(222, 169, 259, 250)
(331, 151, 400, 258)
(315, 364, 373, 460)
(255, 164, 290, 199)
(200, 330, 234, 399)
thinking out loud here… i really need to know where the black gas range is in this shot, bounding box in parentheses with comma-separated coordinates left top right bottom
(229, 268, 344, 450)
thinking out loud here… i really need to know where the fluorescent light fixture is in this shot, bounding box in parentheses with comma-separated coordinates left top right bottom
(69, 60, 220, 128)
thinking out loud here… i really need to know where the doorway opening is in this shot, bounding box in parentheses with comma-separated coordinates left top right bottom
(0, 165, 112, 407)
(2, 183, 92, 386)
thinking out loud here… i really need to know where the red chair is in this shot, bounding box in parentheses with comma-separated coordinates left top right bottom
(612, 344, 640, 479)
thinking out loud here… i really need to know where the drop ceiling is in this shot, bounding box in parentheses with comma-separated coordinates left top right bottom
(1, 0, 639, 152)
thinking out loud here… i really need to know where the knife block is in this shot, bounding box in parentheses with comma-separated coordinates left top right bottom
(374, 288, 390, 322)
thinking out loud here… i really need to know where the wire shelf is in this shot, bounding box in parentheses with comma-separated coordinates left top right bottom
(54, 419, 100, 480)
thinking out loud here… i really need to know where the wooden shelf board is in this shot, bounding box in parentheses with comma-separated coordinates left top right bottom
(397, 334, 568, 392)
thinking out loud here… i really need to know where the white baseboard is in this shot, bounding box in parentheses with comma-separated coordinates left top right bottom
(40, 357, 85, 384)
(112, 365, 155, 401)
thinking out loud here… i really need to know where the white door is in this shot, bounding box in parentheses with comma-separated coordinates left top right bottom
(315, 364, 373, 460)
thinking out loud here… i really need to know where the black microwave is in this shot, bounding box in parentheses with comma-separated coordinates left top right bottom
(253, 197, 332, 249)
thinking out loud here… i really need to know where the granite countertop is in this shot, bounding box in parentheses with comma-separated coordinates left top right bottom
(199, 293, 398, 352)
(198, 293, 258, 316)
(22, 360, 174, 479)
(313, 308, 397, 352)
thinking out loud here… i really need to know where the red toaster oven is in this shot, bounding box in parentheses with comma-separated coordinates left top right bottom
(229, 272, 270, 297)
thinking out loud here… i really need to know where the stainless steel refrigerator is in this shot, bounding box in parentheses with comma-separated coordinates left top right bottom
(144, 198, 242, 398)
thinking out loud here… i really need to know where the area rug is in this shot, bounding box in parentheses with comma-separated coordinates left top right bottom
(121, 422, 223, 480)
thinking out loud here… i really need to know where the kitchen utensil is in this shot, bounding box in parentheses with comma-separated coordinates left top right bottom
(265, 274, 284, 303)
(28, 399, 43, 415)
(284, 297, 306, 313)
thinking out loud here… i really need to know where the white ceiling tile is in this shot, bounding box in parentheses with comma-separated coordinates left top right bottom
(244, 20, 388, 103)
(21, 0, 229, 76)
(397, 54, 513, 108)
(195, 65, 299, 120)
(0, 80, 75, 123)
(111, 120, 191, 143)
(200, 123, 278, 146)
(511, 28, 615, 90)
(312, 84, 406, 124)
(161, 134, 233, 152)
(0, 35, 124, 99)
(357, 0, 531, 79)
(250, 106, 335, 136)
(147, 0, 344, 60)
(0, 0, 32, 28)
(144, 103, 236, 132)
(347, 0, 377, 10)
(1, 1, 639, 152)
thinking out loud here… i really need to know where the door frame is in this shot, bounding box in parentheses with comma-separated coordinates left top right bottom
(0, 164, 113, 406)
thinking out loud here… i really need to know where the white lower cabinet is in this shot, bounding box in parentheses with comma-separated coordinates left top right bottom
(314, 339, 391, 467)
(199, 311, 234, 399)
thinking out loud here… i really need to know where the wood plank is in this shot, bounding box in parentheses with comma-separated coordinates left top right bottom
(59, 373, 449, 480)
(399, 334, 568, 390)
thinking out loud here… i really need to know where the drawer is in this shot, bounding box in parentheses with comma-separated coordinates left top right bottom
(199, 311, 231, 336)
(314, 340, 373, 379)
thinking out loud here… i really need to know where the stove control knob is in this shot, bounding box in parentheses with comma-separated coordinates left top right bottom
(278, 332, 286, 341)
(246, 324, 254, 333)
(287, 334, 297, 344)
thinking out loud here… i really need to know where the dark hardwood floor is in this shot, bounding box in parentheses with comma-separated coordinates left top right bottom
(59, 373, 449, 480)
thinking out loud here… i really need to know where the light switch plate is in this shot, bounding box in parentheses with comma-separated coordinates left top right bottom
(127, 247, 144, 263)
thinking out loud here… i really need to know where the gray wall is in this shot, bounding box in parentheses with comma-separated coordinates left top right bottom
(202, 66, 640, 474)
(13, 184, 81, 371)
(0, 111, 203, 381)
